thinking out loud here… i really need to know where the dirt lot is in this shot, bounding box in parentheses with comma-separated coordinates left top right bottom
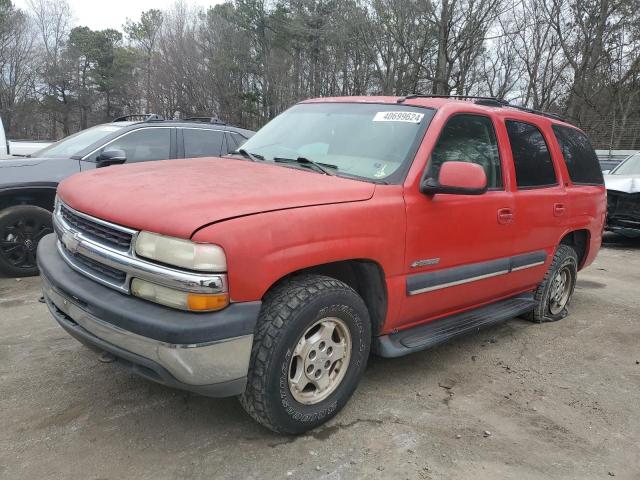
(1, 234, 639, 480)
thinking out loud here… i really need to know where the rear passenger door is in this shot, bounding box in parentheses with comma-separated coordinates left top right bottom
(505, 120, 568, 291)
(180, 128, 226, 158)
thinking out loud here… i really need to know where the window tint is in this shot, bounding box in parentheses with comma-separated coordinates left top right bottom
(93, 128, 171, 163)
(184, 129, 224, 158)
(552, 125, 604, 185)
(506, 121, 557, 188)
(427, 114, 502, 188)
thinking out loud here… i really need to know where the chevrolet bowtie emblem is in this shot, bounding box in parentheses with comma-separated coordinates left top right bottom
(62, 231, 81, 254)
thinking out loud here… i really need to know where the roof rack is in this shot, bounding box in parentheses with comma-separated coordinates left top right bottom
(113, 113, 164, 122)
(397, 94, 566, 122)
(183, 116, 227, 125)
(397, 94, 504, 105)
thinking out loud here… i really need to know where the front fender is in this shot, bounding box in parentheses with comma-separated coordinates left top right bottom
(191, 187, 406, 303)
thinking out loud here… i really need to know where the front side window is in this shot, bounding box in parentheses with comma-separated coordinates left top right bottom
(427, 114, 503, 188)
(552, 125, 603, 185)
(237, 103, 434, 183)
(184, 129, 224, 158)
(506, 120, 557, 188)
(89, 128, 171, 163)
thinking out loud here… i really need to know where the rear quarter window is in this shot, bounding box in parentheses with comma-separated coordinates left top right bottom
(552, 125, 604, 185)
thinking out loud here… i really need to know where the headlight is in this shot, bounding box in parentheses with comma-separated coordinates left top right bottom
(131, 278, 229, 312)
(135, 231, 226, 271)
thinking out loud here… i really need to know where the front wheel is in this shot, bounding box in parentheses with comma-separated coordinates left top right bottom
(524, 244, 578, 322)
(0, 206, 53, 277)
(239, 274, 371, 434)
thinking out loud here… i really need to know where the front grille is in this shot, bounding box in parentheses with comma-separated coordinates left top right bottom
(72, 251, 127, 283)
(61, 205, 133, 250)
(608, 191, 640, 221)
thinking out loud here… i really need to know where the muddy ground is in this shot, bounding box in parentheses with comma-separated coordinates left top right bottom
(1, 234, 639, 479)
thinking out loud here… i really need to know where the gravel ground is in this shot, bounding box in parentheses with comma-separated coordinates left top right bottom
(1, 234, 639, 480)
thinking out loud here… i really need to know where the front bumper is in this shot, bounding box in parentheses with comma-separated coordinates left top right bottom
(38, 234, 261, 397)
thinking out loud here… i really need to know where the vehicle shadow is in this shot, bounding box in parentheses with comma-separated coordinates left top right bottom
(602, 232, 640, 250)
(84, 318, 522, 442)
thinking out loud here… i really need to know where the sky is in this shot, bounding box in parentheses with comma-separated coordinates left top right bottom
(14, 0, 225, 31)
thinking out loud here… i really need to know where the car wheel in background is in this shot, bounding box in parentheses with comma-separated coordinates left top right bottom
(0, 205, 53, 277)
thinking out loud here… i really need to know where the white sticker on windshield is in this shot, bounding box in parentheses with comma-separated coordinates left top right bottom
(373, 111, 424, 123)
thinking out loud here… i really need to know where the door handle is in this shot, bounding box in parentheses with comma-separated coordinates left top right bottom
(554, 203, 566, 217)
(497, 208, 514, 224)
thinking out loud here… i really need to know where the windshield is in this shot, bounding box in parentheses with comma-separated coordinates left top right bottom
(237, 103, 434, 182)
(612, 153, 640, 175)
(32, 124, 124, 158)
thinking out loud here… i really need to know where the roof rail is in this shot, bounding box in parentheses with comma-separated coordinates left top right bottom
(183, 116, 227, 125)
(397, 94, 505, 105)
(397, 94, 567, 122)
(113, 114, 164, 122)
(504, 104, 566, 122)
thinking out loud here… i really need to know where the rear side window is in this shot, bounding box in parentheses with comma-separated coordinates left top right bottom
(552, 125, 604, 185)
(428, 114, 503, 188)
(506, 120, 557, 188)
(184, 129, 224, 158)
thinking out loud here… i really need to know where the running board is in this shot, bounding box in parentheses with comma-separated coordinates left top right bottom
(373, 294, 537, 358)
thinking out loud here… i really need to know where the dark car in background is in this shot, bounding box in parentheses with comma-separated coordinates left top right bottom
(604, 152, 640, 238)
(0, 114, 254, 277)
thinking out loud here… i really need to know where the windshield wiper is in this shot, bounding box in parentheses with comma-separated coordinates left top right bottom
(273, 156, 336, 176)
(234, 148, 264, 162)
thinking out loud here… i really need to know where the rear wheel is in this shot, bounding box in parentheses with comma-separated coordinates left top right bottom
(239, 274, 371, 434)
(0, 206, 53, 277)
(524, 244, 578, 322)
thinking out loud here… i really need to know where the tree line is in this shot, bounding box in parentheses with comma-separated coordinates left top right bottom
(1, 0, 639, 148)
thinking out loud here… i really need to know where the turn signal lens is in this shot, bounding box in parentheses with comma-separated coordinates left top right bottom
(131, 278, 229, 312)
(187, 293, 229, 311)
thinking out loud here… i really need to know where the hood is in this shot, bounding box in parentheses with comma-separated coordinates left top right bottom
(604, 174, 640, 194)
(0, 157, 47, 168)
(0, 157, 80, 188)
(58, 157, 376, 238)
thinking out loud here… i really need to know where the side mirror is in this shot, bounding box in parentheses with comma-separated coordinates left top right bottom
(421, 161, 488, 195)
(96, 148, 127, 168)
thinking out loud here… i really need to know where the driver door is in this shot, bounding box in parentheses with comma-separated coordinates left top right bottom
(400, 113, 516, 327)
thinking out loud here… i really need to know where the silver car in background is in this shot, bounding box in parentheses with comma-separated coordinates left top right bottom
(604, 153, 640, 237)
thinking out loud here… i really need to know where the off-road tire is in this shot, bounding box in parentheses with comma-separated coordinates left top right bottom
(239, 274, 371, 434)
(0, 206, 53, 277)
(523, 244, 578, 323)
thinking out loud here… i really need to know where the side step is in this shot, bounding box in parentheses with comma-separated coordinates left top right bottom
(373, 293, 537, 358)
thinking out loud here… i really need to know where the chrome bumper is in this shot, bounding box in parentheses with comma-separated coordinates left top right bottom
(43, 278, 253, 389)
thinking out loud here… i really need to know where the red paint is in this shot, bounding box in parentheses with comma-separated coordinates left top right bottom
(438, 161, 487, 190)
(57, 97, 606, 335)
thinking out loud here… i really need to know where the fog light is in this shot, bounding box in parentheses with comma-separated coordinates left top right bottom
(131, 278, 229, 312)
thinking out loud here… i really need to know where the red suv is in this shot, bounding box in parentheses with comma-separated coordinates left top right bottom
(38, 96, 606, 434)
